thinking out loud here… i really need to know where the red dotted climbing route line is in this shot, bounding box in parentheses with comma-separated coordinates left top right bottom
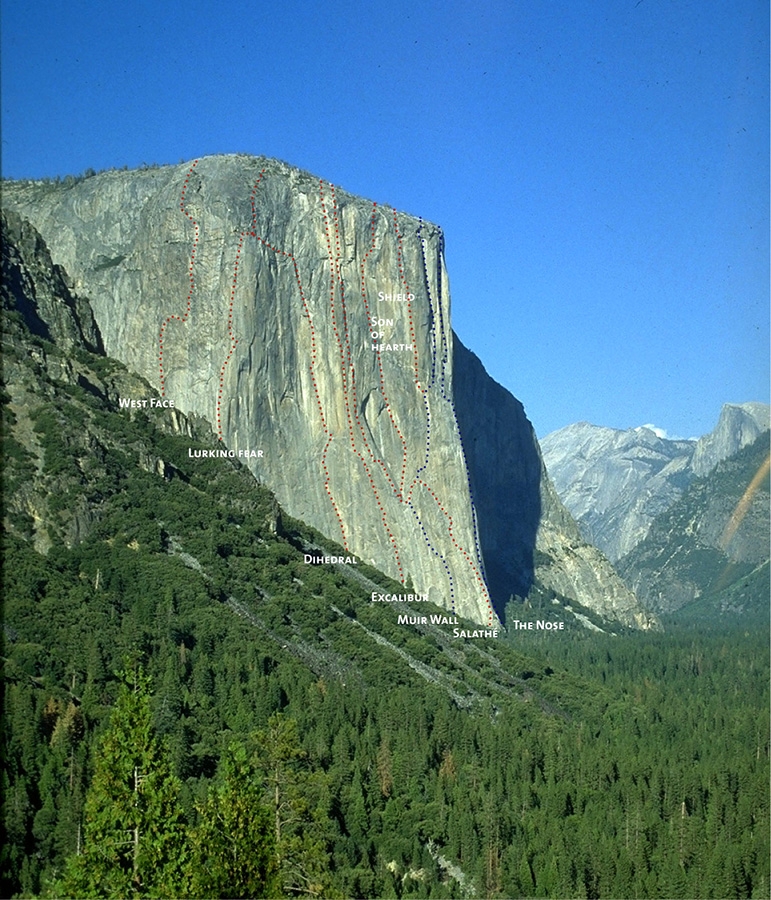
(247, 179, 349, 551)
(216, 171, 267, 439)
(329, 185, 351, 358)
(321, 182, 370, 465)
(404, 417, 496, 622)
(161, 163, 492, 621)
(386, 213, 487, 612)
(319, 181, 404, 580)
(396, 216, 494, 624)
(321, 185, 368, 460)
(159, 160, 199, 396)
(358, 204, 410, 498)
(317, 189, 486, 610)
(416, 223, 497, 625)
(319, 182, 349, 399)
(413, 480, 494, 625)
(317, 182, 355, 551)
(320, 183, 360, 461)
(391, 208, 420, 389)
(329, 193, 406, 577)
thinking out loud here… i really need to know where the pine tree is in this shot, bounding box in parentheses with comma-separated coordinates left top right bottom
(57, 668, 189, 898)
(254, 712, 337, 897)
(188, 743, 278, 899)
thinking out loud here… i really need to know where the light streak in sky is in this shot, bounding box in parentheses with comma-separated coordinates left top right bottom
(719, 452, 771, 551)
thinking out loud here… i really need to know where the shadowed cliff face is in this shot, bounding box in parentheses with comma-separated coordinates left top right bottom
(452, 338, 541, 608)
(452, 339, 660, 630)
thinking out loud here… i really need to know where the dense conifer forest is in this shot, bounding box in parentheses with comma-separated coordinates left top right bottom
(3, 514, 769, 899)
(1, 422, 768, 896)
(2, 271, 769, 898)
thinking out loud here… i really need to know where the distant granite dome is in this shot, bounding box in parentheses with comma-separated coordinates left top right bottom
(2, 155, 656, 629)
(542, 403, 770, 563)
(541, 422, 695, 562)
(691, 403, 770, 477)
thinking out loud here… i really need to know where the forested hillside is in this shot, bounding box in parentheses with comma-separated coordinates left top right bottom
(3, 488, 769, 898)
(2, 214, 769, 899)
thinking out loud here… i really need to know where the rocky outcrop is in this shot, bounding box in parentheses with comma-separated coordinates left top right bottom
(541, 423, 696, 562)
(2, 156, 656, 629)
(1, 208, 102, 353)
(3, 216, 197, 552)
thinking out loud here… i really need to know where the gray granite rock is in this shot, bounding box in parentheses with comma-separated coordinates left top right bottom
(691, 403, 770, 477)
(541, 422, 695, 561)
(542, 404, 770, 565)
(1, 208, 102, 352)
(3, 157, 497, 624)
(3, 156, 658, 630)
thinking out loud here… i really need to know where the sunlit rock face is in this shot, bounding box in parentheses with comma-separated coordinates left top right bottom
(4, 156, 497, 624)
(4, 154, 657, 629)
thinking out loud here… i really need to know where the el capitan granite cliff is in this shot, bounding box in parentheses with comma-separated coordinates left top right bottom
(2, 155, 655, 629)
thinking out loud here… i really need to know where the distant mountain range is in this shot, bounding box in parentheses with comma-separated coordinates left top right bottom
(542, 404, 770, 622)
(617, 432, 770, 621)
(541, 403, 769, 562)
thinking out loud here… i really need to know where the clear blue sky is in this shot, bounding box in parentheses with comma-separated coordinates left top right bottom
(2, 0, 768, 438)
